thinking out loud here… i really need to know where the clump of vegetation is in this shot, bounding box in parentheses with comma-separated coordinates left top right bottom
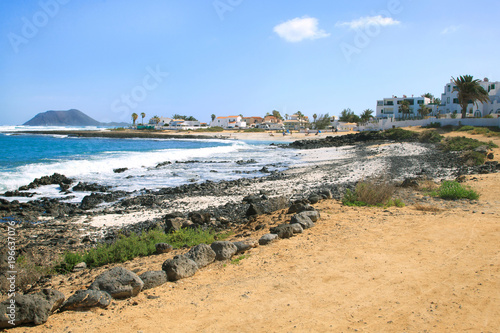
(192, 127, 224, 132)
(382, 128, 419, 141)
(430, 181, 479, 200)
(454, 126, 500, 137)
(418, 130, 443, 143)
(462, 151, 486, 166)
(231, 254, 250, 265)
(440, 136, 498, 151)
(244, 128, 266, 132)
(413, 204, 443, 212)
(342, 177, 404, 208)
(56, 228, 231, 273)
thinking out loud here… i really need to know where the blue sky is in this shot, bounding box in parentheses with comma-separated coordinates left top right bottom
(1, 0, 499, 125)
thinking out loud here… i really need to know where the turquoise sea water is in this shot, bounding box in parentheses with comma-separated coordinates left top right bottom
(0, 127, 297, 200)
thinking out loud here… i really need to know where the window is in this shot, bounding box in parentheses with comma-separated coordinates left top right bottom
(453, 98, 459, 104)
(397, 100, 402, 105)
(385, 101, 394, 106)
(377, 101, 383, 106)
(448, 85, 451, 92)
(447, 97, 450, 104)
(417, 100, 424, 105)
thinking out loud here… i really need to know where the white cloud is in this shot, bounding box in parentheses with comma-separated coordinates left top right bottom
(441, 25, 460, 35)
(273, 16, 330, 43)
(336, 15, 400, 30)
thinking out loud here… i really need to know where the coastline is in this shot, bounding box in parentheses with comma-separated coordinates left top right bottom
(0, 129, 499, 331)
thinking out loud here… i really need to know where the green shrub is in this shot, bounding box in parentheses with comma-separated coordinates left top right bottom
(418, 130, 443, 143)
(243, 128, 266, 132)
(457, 125, 475, 132)
(462, 151, 486, 166)
(433, 181, 479, 200)
(56, 228, 231, 272)
(440, 136, 498, 151)
(342, 178, 403, 208)
(383, 128, 418, 141)
(423, 122, 441, 129)
(192, 127, 224, 132)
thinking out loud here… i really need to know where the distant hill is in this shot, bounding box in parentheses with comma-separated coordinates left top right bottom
(23, 109, 129, 127)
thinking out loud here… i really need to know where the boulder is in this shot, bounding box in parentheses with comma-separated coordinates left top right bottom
(162, 255, 198, 281)
(269, 224, 294, 239)
(307, 194, 321, 204)
(61, 290, 111, 311)
(300, 210, 320, 222)
(319, 189, 333, 199)
(211, 241, 238, 261)
(233, 240, 258, 254)
(35, 289, 65, 313)
(113, 168, 128, 173)
(0, 294, 52, 328)
(290, 213, 315, 229)
(139, 271, 168, 290)
(259, 234, 278, 246)
(188, 212, 211, 225)
(89, 267, 144, 299)
(155, 243, 173, 254)
(290, 223, 304, 234)
(164, 217, 187, 233)
(245, 196, 289, 217)
(287, 201, 315, 214)
(186, 244, 216, 268)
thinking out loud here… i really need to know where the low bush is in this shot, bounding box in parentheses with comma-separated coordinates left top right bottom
(243, 128, 266, 132)
(456, 125, 476, 132)
(342, 177, 404, 207)
(192, 127, 224, 132)
(462, 151, 486, 166)
(382, 128, 418, 141)
(55, 228, 231, 273)
(431, 181, 479, 200)
(440, 136, 498, 152)
(418, 130, 443, 143)
(423, 122, 441, 129)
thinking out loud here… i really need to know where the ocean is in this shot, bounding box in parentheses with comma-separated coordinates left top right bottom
(0, 126, 298, 203)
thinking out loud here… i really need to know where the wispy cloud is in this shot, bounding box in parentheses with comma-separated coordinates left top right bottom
(441, 25, 460, 35)
(273, 16, 330, 43)
(336, 15, 400, 30)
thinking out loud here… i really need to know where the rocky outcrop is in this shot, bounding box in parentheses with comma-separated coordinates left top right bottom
(270, 224, 294, 239)
(89, 267, 144, 299)
(0, 294, 53, 328)
(290, 212, 315, 230)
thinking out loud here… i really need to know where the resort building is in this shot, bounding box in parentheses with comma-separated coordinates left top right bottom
(209, 116, 247, 129)
(283, 114, 309, 130)
(438, 78, 500, 117)
(376, 96, 432, 119)
(165, 120, 203, 130)
(242, 117, 264, 127)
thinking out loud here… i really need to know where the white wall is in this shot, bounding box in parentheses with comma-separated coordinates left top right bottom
(359, 117, 500, 131)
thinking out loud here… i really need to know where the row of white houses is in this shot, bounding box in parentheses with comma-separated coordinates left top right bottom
(376, 78, 500, 119)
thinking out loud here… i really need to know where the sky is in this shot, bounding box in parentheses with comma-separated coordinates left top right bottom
(1, 0, 499, 125)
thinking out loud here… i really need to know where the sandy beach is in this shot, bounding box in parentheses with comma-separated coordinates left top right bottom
(2, 129, 499, 332)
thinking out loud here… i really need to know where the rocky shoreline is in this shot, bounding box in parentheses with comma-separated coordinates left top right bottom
(1, 132, 498, 301)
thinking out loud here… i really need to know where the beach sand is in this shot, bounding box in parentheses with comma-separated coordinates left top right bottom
(4, 129, 500, 332)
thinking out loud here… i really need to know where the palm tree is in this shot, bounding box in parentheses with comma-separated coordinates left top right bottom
(399, 100, 411, 119)
(417, 104, 430, 118)
(131, 113, 138, 125)
(140, 112, 146, 125)
(452, 75, 490, 119)
(284, 114, 289, 121)
(152, 115, 160, 124)
(360, 109, 374, 122)
(313, 113, 317, 124)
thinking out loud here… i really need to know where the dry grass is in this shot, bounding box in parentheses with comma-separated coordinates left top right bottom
(417, 180, 439, 192)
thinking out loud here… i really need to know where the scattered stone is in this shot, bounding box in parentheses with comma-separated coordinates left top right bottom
(113, 168, 128, 173)
(61, 290, 111, 311)
(211, 241, 238, 261)
(155, 243, 173, 254)
(246, 196, 289, 217)
(290, 223, 304, 234)
(233, 240, 258, 254)
(186, 244, 216, 268)
(300, 210, 320, 222)
(162, 255, 199, 281)
(308, 194, 321, 204)
(164, 217, 187, 233)
(189, 212, 211, 225)
(290, 212, 315, 229)
(35, 289, 65, 313)
(259, 233, 278, 246)
(269, 224, 294, 239)
(89, 267, 144, 299)
(287, 200, 315, 214)
(139, 271, 168, 290)
(318, 189, 332, 199)
(72, 262, 87, 272)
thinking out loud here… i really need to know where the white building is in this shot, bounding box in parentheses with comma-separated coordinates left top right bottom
(437, 78, 500, 117)
(165, 120, 203, 130)
(209, 116, 247, 129)
(376, 96, 432, 119)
